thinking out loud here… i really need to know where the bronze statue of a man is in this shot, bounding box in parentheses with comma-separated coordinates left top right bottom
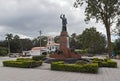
(60, 14, 67, 31)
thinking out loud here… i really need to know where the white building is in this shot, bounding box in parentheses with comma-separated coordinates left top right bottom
(22, 36, 60, 56)
(47, 36, 60, 52)
(30, 47, 48, 56)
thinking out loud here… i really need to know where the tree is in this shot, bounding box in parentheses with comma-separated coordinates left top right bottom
(10, 35, 21, 53)
(5, 33, 13, 54)
(76, 34, 83, 49)
(54, 36, 60, 43)
(13, 35, 20, 39)
(5, 33, 13, 40)
(0, 47, 8, 56)
(74, 0, 120, 57)
(80, 27, 106, 54)
(0, 41, 7, 47)
(32, 36, 47, 47)
(70, 33, 78, 48)
(113, 38, 120, 54)
(69, 33, 83, 49)
(20, 39, 33, 51)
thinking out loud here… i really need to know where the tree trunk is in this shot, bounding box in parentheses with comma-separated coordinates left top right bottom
(106, 26, 112, 58)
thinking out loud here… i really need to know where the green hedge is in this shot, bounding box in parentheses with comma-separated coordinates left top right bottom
(3, 59, 42, 68)
(51, 61, 98, 73)
(100, 60, 117, 67)
(92, 58, 117, 68)
(76, 60, 88, 65)
(32, 55, 46, 61)
(16, 58, 32, 61)
(51, 61, 64, 71)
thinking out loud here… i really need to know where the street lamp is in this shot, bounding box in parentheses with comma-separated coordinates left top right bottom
(39, 30, 42, 55)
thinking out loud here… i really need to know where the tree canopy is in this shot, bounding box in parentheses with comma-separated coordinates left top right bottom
(113, 38, 120, 54)
(74, 0, 120, 57)
(69, 27, 106, 54)
(80, 27, 106, 54)
(32, 36, 47, 47)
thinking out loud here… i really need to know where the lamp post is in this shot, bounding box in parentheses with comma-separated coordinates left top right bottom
(39, 30, 42, 55)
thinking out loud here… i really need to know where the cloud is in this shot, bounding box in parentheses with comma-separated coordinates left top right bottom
(0, 0, 107, 40)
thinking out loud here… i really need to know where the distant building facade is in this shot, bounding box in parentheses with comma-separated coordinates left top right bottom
(47, 36, 59, 52)
(22, 36, 60, 56)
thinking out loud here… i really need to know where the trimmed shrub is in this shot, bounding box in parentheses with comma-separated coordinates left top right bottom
(81, 63, 98, 73)
(51, 61, 64, 71)
(64, 64, 80, 72)
(17, 58, 32, 61)
(32, 55, 46, 61)
(100, 60, 117, 68)
(3, 59, 42, 68)
(51, 61, 98, 73)
(92, 58, 117, 68)
(3, 60, 22, 67)
(76, 60, 88, 65)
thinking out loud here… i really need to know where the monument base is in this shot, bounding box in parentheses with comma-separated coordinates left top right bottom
(50, 47, 81, 60)
(50, 30, 81, 60)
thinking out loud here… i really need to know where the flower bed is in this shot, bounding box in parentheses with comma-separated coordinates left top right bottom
(3, 58, 42, 68)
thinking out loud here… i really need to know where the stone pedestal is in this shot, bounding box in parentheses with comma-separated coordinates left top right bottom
(60, 31, 68, 49)
(50, 31, 81, 59)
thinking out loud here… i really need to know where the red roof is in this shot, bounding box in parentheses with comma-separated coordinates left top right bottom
(31, 47, 47, 50)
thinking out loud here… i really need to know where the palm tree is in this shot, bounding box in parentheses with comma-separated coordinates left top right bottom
(5, 33, 13, 54)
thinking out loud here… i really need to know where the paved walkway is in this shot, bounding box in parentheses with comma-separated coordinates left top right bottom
(0, 57, 120, 81)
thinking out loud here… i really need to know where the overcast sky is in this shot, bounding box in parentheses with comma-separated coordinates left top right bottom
(0, 0, 107, 40)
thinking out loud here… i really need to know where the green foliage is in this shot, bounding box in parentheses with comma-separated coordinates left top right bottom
(92, 58, 117, 67)
(3, 34, 32, 53)
(76, 60, 88, 65)
(0, 47, 8, 56)
(20, 39, 33, 51)
(74, 0, 120, 56)
(51, 61, 98, 73)
(16, 58, 32, 61)
(106, 60, 117, 68)
(74, 0, 120, 26)
(80, 27, 106, 54)
(4, 33, 33, 53)
(51, 58, 117, 74)
(32, 55, 46, 61)
(5, 33, 13, 41)
(70, 33, 82, 49)
(10, 39, 21, 53)
(79, 63, 98, 73)
(69, 28, 106, 53)
(75, 49, 88, 54)
(54, 36, 60, 43)
(51, 61, 64, 71)
(32, 36, 47, 47)
(113, 38, 120, 55)
(3, 59, 42, 68)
